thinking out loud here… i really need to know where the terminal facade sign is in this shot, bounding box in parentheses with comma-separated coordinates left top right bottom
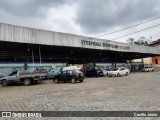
(81, 40, 130, 50)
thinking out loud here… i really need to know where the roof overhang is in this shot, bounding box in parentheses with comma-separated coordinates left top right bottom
(0, 23, 160, 63)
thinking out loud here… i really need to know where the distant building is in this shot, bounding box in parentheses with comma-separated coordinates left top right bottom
(131, 58, 152, 65)
(149, 39, 160, 65)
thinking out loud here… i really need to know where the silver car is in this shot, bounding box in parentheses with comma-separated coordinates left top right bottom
(142, 67, 154, 72)
(108, 67, 129, 77)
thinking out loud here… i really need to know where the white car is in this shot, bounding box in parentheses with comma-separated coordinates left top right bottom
(142, 67, 154, 72)
(101, 69, 109, 76)
(63, 66, 81, 71)
(108, 67, 129, 77)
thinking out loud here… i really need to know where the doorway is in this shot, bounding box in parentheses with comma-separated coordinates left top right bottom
(155, 58, 158, 64)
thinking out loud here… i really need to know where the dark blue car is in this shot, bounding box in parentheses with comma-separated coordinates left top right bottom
(85, 69, 104, 77)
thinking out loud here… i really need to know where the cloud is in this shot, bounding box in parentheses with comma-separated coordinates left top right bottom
(0, 0, 72, 30)
(75, 0, 160, 34)
(45, 3, 81, 34)
(0, 0, 160, 43)
(0, 0, 67, 18)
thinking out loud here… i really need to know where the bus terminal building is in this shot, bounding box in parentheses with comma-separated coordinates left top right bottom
(0, 23, 160, 74)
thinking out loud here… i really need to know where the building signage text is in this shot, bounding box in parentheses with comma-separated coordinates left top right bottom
(81, 40, 130, 50)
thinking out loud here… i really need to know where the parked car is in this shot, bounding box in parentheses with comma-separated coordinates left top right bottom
(108, 67, 129, 77)
(101, 69, 109, 76)
(63, 66, 81, 71)
(85, 69, 104, 77)
(104, 68, 113, 76)
(53, 69, 85, 83)
(0, 70, 42, 86)
(142, 66, 154, 72)
(45, 69, 61, 79)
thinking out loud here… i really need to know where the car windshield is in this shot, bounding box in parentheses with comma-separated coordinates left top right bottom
(98, 70, 103, 72)
(112, 68, 118, 71)
(54, 70, 60, 73)
(73, 70, 82, 74)
(9, 71, 17, 76)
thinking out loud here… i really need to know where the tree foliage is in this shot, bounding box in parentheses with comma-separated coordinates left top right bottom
(127, 37, 150, 46)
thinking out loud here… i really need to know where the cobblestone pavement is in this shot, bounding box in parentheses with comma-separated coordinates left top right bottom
(0, 72, 160, 120)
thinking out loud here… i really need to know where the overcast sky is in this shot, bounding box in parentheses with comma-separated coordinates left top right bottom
(0, 0, 160, 43)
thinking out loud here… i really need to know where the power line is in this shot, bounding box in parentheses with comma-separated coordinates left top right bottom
(111, 23, 160, 40)
(96, 16, 160, 37)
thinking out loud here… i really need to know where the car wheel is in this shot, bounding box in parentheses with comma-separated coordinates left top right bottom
(126, 72, 128, 76)
(79, 80, 83, 83)
(71, 78, 76, 83)
(24, 79, 31, 86)
(55, 79, 59, 84)
(117, 73, 120, 77)
(1, 80, 8, 86)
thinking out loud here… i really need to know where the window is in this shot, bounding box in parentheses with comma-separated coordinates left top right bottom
(155, 58, 158, 64)
(67, 71, 73, 75)
(62, 71, 67, 75)
(120, 68, 125, 71)
(113, 68, 118, 71)
(9, 71, 17, 76)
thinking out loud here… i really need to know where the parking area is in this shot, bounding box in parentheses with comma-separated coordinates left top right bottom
(1, 71, 160, 112)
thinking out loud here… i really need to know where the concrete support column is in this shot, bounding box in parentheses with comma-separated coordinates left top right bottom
(24, 60, 27, 70)
(93, 57, 96, 70)
(66, 57, 69, 66)
(114, 59, 117, 68)
(24, 50, 28, 70)
(141, 58, 144, 63)
(129, 59, 132, 72)
(129, 59, 132, 64)
(141, 58, 144, 68)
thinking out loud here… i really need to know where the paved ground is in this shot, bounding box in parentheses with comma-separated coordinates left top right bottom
(0, 72, 160, 120)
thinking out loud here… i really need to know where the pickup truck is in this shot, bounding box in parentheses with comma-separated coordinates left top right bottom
(0, 70, 43, 86)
